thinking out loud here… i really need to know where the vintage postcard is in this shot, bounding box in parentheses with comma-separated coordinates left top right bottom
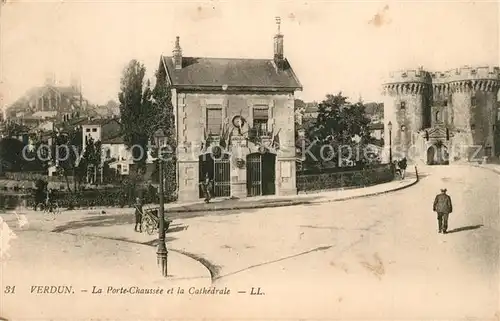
(0, 0, 499, 320)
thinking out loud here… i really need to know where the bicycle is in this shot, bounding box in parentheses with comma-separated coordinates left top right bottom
(138, 206, 172, 236)
(36, 200, 61, 221)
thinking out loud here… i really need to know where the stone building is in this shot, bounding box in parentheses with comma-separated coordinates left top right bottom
(158, 20, 302, 202)
(382, 66, 500, 165)
(7, 74, 90, 123)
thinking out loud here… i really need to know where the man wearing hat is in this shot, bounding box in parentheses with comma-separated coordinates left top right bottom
(433, 188, 453, 234)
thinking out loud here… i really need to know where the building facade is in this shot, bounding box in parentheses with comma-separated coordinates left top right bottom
(160, 22, 302, 202)
(382, 66, 500, 164)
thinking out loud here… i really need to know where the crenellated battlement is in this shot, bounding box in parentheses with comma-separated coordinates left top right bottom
(385, 67, 432, 85)
(445, 65, 500, 82)
(384, 65, 500, 95)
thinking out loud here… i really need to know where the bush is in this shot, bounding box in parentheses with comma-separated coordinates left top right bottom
(297, 164, 394, 192)
(25, 184, 167, 209)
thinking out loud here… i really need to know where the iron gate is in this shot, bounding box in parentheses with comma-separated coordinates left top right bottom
(247, 153, 262, 196)
(213, 157, 231, 197)
(199, 153, 231, 198)
(246, 152, 276, 197)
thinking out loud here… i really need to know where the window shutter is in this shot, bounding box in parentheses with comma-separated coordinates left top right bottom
(253, 107, 269, 119)
(206, 107, 222, 135)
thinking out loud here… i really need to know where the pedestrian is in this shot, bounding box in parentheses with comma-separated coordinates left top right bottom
(433, 188, 453, 234)
(201, 173, 212, 203)
(398, 157, 407, 179)
(134, 197, 143, 233)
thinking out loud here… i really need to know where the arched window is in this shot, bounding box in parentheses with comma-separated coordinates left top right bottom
(435, 111, 441, 122)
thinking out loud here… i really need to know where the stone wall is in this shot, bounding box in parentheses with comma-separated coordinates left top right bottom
(174, 90, 296, 201)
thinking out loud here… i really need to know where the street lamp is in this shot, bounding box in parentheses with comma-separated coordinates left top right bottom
(153, 129, 168, 277)
(387, 121, 393, 163)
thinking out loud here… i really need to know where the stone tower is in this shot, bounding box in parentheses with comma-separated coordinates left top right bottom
(447, 66, 500, 160)
(382, 65, 500, 165)
(382, 67, 432, 162)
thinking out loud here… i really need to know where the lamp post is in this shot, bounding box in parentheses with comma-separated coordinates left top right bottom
(153, 129, 168, 277)
(387, 121, 393, 163)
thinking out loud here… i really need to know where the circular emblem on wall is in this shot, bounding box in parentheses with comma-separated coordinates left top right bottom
(232, 115, 246, 128)
(211, 145, 222, 158)
(258, 146, 268, 154)
(400, 125, 406, 132)
(236, 158, 245, 169)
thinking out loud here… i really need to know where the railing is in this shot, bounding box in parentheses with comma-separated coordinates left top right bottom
(296, 164, 395, 193)
(4, 171, 73, 183)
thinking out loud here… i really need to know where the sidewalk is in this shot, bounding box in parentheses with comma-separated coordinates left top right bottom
(161, 172, 418, 213)
(476, 163, 500, 175)
(4, 172, 419, 218)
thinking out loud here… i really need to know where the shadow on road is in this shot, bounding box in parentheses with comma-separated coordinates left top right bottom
(446, 224, 483, 234)
(51, 214, 189, 234)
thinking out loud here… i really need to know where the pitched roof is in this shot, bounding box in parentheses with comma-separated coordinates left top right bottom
(102, 133, 125, 144)
(368, 123, 384, 130)
(80, 117, 120, 126)
(31, 111, 58, 118)
(162, 56, 302, 91)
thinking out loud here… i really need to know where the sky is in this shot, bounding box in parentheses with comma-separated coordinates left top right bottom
(1, 0, 499, 107)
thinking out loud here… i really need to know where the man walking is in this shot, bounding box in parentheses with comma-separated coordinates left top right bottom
(433, 188, 453, 234)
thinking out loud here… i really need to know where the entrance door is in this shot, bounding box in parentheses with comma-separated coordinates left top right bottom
(261, 152, 276, 195)
(426, 146, 435, 165)
(246, 153, 261, 196)
(246, 152, 276, 197)
(199, 153, 231, 198)
(427, 144, 449, 165)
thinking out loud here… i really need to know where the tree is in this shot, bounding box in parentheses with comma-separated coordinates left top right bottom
(306, 93, 372, 169)
(118, 60, 152, 173)
(0, 137, 25, 172)
(151, 68, 177, 200)
(51, 129, 82, 192)
(77, 137, 102, 186)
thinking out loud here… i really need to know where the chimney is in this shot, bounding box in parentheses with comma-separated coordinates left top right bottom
(273, 17, 285, 70)
(172, 36, 182, 70)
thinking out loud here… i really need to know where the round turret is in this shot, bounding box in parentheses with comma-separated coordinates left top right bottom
(446, 66, 500, 159)
(382, 68, 432, 162)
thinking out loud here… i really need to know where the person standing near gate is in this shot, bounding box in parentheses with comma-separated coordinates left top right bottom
(433, 188, 453, 234)
(134, 197, 143, 233)
(201, 173, 213, 203)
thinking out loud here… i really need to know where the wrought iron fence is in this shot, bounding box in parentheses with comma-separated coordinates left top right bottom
(297, 164, 394, 192)
(4, 171, 72, 183)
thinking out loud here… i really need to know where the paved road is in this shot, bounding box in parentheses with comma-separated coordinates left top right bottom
(165, 165, 499, 319)
(1, 165, 498, 319)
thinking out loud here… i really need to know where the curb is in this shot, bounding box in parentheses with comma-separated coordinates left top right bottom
(167, 178, 420, 213)
(472, 164, 500, 176)
(309, 178, 419, 204)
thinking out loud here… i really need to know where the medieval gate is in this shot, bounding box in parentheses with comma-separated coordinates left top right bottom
(426, 143, 449, 165)
(246, 152, 276, 197)
(199, 152, 231, 198)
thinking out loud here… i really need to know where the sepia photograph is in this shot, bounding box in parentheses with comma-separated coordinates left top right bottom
(0, 0, 499, 319)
